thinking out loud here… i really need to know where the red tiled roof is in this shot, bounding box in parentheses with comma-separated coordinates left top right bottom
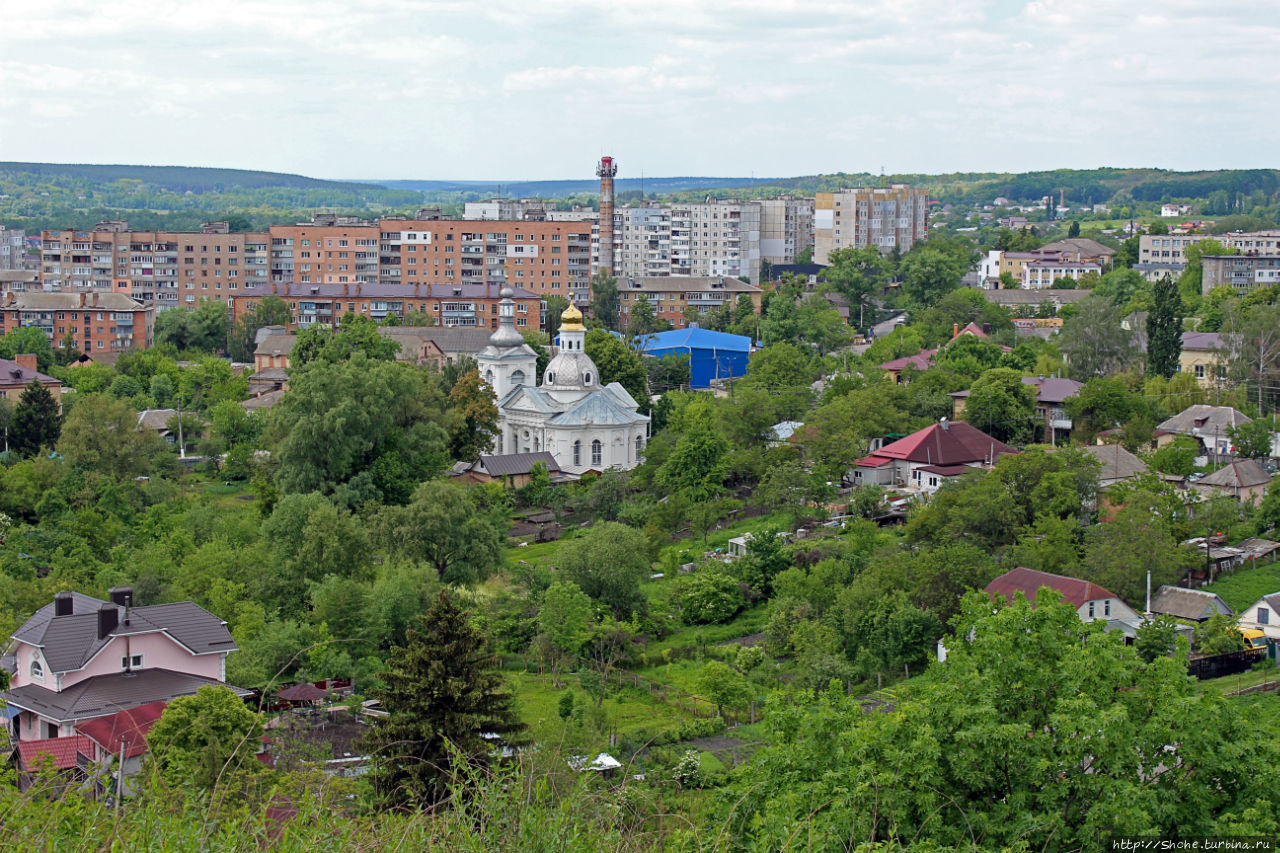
(17, 735, 94, 771)
(880, 349, 936, 372)
(855, 455, 893, 468)
(76, 700, 167, 760)
(984, 567, 1118, 609)
(870, 421, 1016, 466)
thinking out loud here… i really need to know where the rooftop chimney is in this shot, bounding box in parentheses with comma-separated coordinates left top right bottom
(952, 323, 959, 339)
(54, 591, 74, 617)
(15, 353, 37, 373)
(108, 586, 133, 608)
(97, 603, 119, 639)
(940, 417, 950, 431)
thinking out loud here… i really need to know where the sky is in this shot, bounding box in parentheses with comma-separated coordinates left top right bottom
(1, 0, 1277, 182)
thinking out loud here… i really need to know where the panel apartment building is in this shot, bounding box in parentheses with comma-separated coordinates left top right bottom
(0, 291, 154, 355)
(1137, 230, 1280, 282)
(40, 221, 269, 310)
(1, 226, 27, 270)
(813, 185, 929, 264)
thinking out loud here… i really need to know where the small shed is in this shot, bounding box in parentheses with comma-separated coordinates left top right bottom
(1148, 585, 1233, 622)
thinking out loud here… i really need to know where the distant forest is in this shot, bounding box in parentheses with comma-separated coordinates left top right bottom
(1, 162, 1277, 232)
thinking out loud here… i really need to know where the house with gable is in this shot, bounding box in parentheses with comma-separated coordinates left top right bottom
(1238, 592, 1280, 658)
(852, 418, 1016, 493)
(985, 567, 1141, 624)
(1, 586, 248, 784)
(879, 322, 1010, 384)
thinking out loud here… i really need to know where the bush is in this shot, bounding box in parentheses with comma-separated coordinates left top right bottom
(672, 749, 704, 789)
(678, 569, 746, 625)
(675, 716, 726, 740)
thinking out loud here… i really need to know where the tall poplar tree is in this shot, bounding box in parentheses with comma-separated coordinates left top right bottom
(1146, 274, 1182, 378)
(360, 591, 525, 809)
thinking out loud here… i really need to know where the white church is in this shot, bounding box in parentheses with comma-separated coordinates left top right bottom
(477, 292, 650, 475)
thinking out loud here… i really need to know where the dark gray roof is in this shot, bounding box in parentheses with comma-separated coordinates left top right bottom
(238, 282, 538, 300)
(415, 327, 496, 355)
(1079, 444, 1148, 482)
(1157, 404, 1251, 435)
(11, 595, 235, 674)
(1149, 585, 1233, 621)
(0, 669, 251, 723)
(1196, 459, 1271, 489)
(0, 357, 59, 387)
(477, 452, 561, 476)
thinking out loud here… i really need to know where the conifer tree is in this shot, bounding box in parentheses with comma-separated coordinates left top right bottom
(360, 591, 525, 809)
(11, 380, 60, 457)
(1146, 274, 1183, 379)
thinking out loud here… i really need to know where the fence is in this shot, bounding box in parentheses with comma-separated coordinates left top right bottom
(1187, 649, 1262, 680)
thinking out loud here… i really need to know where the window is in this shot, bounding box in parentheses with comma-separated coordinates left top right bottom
(29, 659, 43, 681)
(121, 654, 143, 670)
(1260, 607, 1270, 625)
(1088, 601, 1095, 618)
(511, 369, 526, 386)
(1104, 599, 1111, 617)
(635, 435, 643, 458)
(573, 440, 581, 466)
(591, 439, 602, 466)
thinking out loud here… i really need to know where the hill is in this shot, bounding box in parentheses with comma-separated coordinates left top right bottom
(0, 162, 386, 193)
(375, 176, 779, 198)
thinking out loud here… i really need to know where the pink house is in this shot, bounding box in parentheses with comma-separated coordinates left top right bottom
(1, 587, 248, 785)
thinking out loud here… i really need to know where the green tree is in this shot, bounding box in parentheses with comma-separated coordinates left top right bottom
(542, 295, 569, 341)
(446, 369, 499, 462)
(584, 329, 647, 412)
(961, 367, 1037, 444)
(627, 294, 669, 335)
(265, 354, 450, 502)
(293, 312, 400, 365)
(229, 294, 291, 362)
(58, 394, 166, 479)
(557, 521, 650, 618)
(679, 569, 745, 625)
(1150, 435, 1199, 476)
(359, 591, 525, 809)
(154, 299, 229, 353)
(1063, 376, 1135, 442)
(657, 406, 729, 502)
(645, 352, 691, 392)
(147, 684, 265, 792)
(1082, 502, 1198, 604)
(1058, 294, 1138, 379)
(1196, 612, 1246, 656)
(0, 327, 56, 373)
(1228, 418, 1274, 461)
(1146, 274, 1183, 378)
(537, 580, 593, 686)
(899, 239, 972, 307)
(723, 590, 1280, 851)
(820, 245, 886, 307)
(696, 659, 751, 718)
(373, 479, 505, 584)
(589, 272, 621, 331)
(10, 380, 60, 458)
(1223, 302, 1280, 413)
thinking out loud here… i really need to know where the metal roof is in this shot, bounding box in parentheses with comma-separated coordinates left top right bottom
(476, 452, 561, 477)
(985, 567, 1119, 609)
(1, 668, 251, 723)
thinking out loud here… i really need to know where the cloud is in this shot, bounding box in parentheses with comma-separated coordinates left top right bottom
(1, 0, 1275, 178)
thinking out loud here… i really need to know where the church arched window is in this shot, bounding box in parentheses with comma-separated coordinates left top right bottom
(635, 435, 643, 459)
(511, 369, 526, 386)
(546, 370, 555, 384)
(591, 439, 602, 466)
(485, 369, 494, 385)
(583, 372, 592, 385)
(573, 440, 581, 466)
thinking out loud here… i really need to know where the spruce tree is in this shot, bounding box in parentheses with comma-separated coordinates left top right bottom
(1146, 274, 1183, 379)
(360, 590, 525, 809)
(11, 380, 60, 457)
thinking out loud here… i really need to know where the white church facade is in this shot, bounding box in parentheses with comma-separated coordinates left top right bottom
(477, 294, 649, 475)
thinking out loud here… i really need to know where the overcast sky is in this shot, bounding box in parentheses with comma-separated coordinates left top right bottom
(1, 0, 1275, 182)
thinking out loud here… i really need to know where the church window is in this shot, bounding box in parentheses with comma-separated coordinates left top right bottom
(573, 441, 581, 466)
(546, 371, 555, 384)
(511, 369, 526, 386)
(485, 369, 494, 385)
(583, 372, 592, 384)
(636, 435, 643, 458)
(591, 439, 602, 466)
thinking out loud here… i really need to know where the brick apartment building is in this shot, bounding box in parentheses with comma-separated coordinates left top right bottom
(0, 291, 154, 355)
(40, 221, 269, 310)
(228, 281, 542, 333)
(617, 275, 762, 330)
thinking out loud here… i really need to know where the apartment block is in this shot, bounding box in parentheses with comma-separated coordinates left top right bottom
(268, 218, 381, 286)
(617, 275, 761, 330)
(1022, 260, 1102, 289)
(1137, 230, 1280, 280)
(613, 200, 764, 284)
(0, 226, 26, 270)
(1201, 254, 1280, 295)
(229, 282, 541, 333)
(813, 185, 929, 264)
(0, 291, 154, 354)
(40, 221, 269, 311)
(757, 196, 814, 266)
(463, 199, 552, 221)
(378, 218, 593, 305)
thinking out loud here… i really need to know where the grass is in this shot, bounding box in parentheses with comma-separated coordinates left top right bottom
(505, 670, 695, 740)
(1197, 664, 1276, 696)
(1229, 690, 1280, 730)
(1201, 560, 1280, 611)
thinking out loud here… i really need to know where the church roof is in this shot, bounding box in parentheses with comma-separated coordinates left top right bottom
(547, 391, 649, 426)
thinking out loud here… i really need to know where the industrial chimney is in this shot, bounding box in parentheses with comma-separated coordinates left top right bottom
(595, 156, 617, 277)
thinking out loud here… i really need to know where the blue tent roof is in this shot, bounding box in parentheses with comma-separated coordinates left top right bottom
(637, 328, 752, 353)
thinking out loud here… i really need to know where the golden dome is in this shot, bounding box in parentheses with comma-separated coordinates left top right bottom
(560, 301, 585, 331)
